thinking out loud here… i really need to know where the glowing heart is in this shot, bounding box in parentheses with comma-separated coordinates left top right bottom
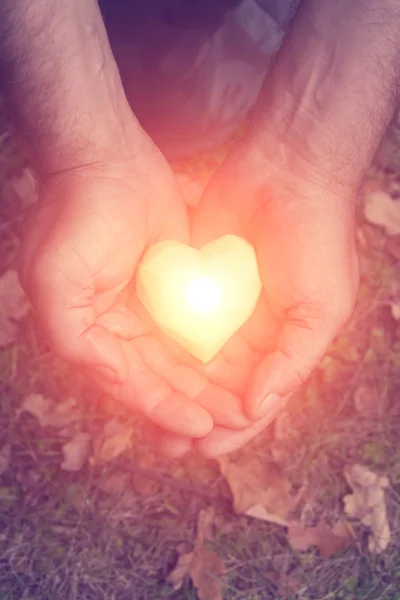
(137, 235, 262, 363)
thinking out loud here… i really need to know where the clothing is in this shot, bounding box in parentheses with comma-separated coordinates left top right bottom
(101, 0, 297, 158)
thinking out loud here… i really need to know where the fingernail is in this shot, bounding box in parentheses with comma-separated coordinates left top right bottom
(93, 365, 119, 383)
(259, 393, 281, 418)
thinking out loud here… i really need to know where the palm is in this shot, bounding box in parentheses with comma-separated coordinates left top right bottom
(21, 154, 255, 438)
(154, 143, 358, 457)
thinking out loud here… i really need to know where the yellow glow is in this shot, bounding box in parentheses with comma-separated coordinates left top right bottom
(185, 276, 221, 314)
(137, 235, 262, 363)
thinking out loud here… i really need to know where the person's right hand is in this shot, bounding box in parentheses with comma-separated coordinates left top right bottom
(19, 133, 253, 439)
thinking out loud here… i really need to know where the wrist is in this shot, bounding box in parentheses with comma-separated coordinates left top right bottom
(247, 0, 400, 190)
(1, 0, 143, 174)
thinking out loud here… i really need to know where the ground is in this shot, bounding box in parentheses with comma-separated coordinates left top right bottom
(1, 106, 400, 599)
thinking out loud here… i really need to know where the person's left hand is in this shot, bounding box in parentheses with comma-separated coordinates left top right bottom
(148, 138, 359, 458)
(19, 139, 253, 440)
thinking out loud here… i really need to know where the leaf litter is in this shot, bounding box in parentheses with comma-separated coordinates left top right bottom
(343, 463, 391, 553)
(61, 432, 92, 472)
(93, 417, 133, 463)
(217, 454, 295, 526)
(167, 507, 224, 600)
(364, 190, 400, 235)
(0, 269, 30, 347)
(19, 393, 80, 429)
(0, 443, 11, 476)
(19, 394, 136, 472)
(287, 520, 354, 557)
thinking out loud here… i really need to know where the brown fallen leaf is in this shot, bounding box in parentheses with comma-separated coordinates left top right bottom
(273, 410, 296, 442)
(10, 168, 38, 207)
(95, 419, 133, 462)
(0, 269, 30, 347)
(19, 393, 54, 426)
(61, 432, 91, 472)
(353, 384, 379, 416)
(19, 394, 80, 429)
(288, 520, 353, 557)
(167, 507, 224, 600)
(343, 464, 390, 554)
(0, 443, 11, 476)
(190, 548, 224, 600)
(390, 302, 400, 321)
(131, 451, 160, 496)
(364, 190, 400, 235)
(167, 551, 194, 591)
(218, 454, 294, 526)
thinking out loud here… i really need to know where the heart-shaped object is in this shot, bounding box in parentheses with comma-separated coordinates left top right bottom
(137, 235, 262, 363)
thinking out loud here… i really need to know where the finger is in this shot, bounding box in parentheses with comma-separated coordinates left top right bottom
(194, 395, 289, 458)
(246, 303, 351, 419)
(91, 339, 214, 438)
(157, 431, 193, 458)
(198, 336, 253, 397)
(198, 295, 279, 395)
(96, 303, 153, 339)
(142, 421, 193, 458)
(134, 334, 252, 429)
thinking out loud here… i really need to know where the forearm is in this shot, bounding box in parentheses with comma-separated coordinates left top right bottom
(247, 0, 400, 191)
(0, 0, 140, 172)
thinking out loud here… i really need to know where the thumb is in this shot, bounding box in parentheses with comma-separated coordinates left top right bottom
(245, 308, 347, 420)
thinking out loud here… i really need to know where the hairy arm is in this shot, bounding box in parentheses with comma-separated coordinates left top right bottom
(247, 0, 400, 190)
(0, 0, 140, 172)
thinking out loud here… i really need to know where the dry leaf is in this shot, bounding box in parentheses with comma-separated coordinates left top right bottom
(390, 302, 400, 321)
(167, 508, 224, 600)
(0, 269, 30, 320)
(43, 396, 80, 428)
(19, 394, 80, 429)
(190, 547, 224, 600)
(0, 269, 30, 347)
(353, 385, 379, 415)
(0, 314, 18, 348)
(274, 411, 296, 442)
(343, 464, 390, 553)
(364, 191, 400, 235)
(288, 520, 353, 557)
(131, 451, 160, 496)
(19, 393, 54, 426)
(167, 552, 193, 591)
(218, 454, 294, 526)
(10, 168, 38, 206)
(61, 433, 91, 471)
(0, 443, 11, 476)
(96, 419, 133, 462)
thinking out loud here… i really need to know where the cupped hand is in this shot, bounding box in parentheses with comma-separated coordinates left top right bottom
(19, 134, 253, 438)
(153, 138, 359, 457)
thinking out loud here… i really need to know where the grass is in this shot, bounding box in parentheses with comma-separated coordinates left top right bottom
(2, 106, 400, 598)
